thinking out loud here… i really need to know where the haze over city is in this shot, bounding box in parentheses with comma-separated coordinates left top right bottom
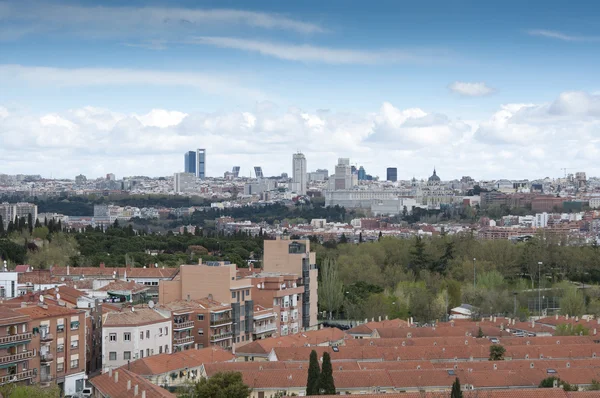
(2, 0, 600, 179)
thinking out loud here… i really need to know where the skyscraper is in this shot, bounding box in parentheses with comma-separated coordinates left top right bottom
(357, 166, 366, 181)
(197, 148, 206, 179)
(254, 167, 264, 179)
(387, 167, 398, 182)
(292, 152, 307, 195)
(184, 151, 196, 175)
(232, 166, 240, 178)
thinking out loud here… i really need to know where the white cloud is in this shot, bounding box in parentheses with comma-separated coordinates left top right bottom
(0, 2, 325, 39)
(448, 81, 496, 97)
(190, 36, 450, 65)
(527, 29, 600, 42)
(0, 64, 266, 100)
(2, 91, 600, 180)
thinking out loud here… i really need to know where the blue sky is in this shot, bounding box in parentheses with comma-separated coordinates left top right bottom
(1, 0, 600, 179)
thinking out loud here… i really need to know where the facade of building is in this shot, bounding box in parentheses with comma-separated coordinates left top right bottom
(0, 307, 34, 387)
(250, 274, 302, 337)
(328, 158, 352, 190)
(196, 148, 206, 180)
(386, 167, 398, 182)
(307, 169, 328, 182)
(158, 261, 254, 346)
(254, 166, 264, 179)
(262, 238, 318, 330)
(102, 307, 172, 371)
(184, 150, 196, 175)
(292, 153, 307, 195)
(0, 202, 38, 228)
(15, 302, 87, 395)
(173, 172, 196, 194)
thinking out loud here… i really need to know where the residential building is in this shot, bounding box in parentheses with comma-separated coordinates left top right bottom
(158, 261, 254, 346)
(173, 172, 196, 194)
(90, 368, 176, 398)
(0, 307, 34, 387)
(184, 150, 196, 175)
(0, 263, 19, 299)
(14, 301, 87, 395)
(252, 305, 278, 341)
(292, 152, 307, 195)
(250, 274, 301, 337)
(0, 202, 38, 228)
(102, 307, 172, 371)
(155, 297, 234, 351)
(386, 167, 397, 182)
(262, 237, 318, 330)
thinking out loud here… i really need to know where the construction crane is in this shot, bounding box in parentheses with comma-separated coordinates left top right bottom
(560, 168, 572, 178)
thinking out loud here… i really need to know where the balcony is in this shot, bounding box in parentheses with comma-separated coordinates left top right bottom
(40, 333, 54, 342)
(0, 350, 34, 364)
(0, 370, 35, 385)
(253, 324, 277, 335)
(0, 332, 32, 346)
(40, 353, 54, 363)
(173, 336, 195, 346)
(210, 318, 233, 327)
(173, 320, 194, 331)
(210, 331, 233, 342)
(40, 375, 53, 385)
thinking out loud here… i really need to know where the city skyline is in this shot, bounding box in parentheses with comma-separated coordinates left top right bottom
(1, 0, 600, 179)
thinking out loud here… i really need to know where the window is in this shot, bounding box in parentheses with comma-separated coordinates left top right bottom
(242, 335, 245, 342)
(146, 348, 150, 357)
(124, 332, 131, 341)
(124, 351, 131, 360)
(146, 330, 150, 339)
(165, 345, 169, 353)
(70, 321, 80, 330)
(165, 327, 168, 335)
(57, 344, 65, 352)
(70, 359, 79, 369)
(159, 346, 163, 354)
(109, 352, 117, 361)
(109, 333, 117, 342)
(246, 289, 250, 296)
(140, 350, 144, 358)
(231, 292, 235, 299)
(57, 323, 65, 333)
(198, 329, 204, 336)
(159, 328, 163, 336)
(140, 331, 144, 340)
(71, 340, 79, 349)
(197, 314, 204, 321)
(57, 363, 64, 372)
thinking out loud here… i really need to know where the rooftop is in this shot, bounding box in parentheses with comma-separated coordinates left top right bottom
(90, 368, 175, 398)
(103, 307, 169, 327)
(126, 347, 234, 376)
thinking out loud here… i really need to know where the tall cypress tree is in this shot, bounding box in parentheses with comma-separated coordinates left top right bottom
(0, 215, 4, 235)
(306, 350, 321, 396)
(319, 352, 336, 395)
(451, 377, 463, 398)
(27, 214, 33, 234)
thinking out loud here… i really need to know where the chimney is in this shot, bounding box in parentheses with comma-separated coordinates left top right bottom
(566, 314, 569, 320)
(385, 315, 388, 320)
(114, 371, 118, 383)
(365, 318, 368, 324)
(108, 368, 113, 377)
(410, 317, 414, 325)
(378, 316, 382, 322)
(555, 314, 559, 320)
(127, 380, 131, 390)
(575, 316, 579, 322)
(67, 265, 70, 276)
(134, 385, 138, 396)
(142, 392, 146, 398)
(531, 320, 535, 329)
(371, 317, 375, 322)
(100, 262, 105, 269)
(594, 328, 597, 336)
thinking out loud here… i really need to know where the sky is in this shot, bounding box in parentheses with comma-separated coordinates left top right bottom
(1, 0, 600, 180)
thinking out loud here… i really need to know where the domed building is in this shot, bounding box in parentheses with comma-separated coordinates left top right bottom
(412, 168, 459, 209)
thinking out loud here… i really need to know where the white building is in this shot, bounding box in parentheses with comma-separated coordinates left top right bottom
(292, 152, 307, 195)
(589, 197, 600, 209)
(0, 202, 38, 227)
(328, 158, 352, 191)
(0, 261, 18, 299)
(371, 198, 419, 216)
(102, 307, 172, 371)
(533, 212, 549, 228)
(174, 172, 197, 193)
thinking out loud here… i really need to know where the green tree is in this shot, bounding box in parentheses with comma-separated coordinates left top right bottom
(451, 377, 463, 398)
(0, 384, 60, 398)
(409, 236, 429, 272)
(339, 233, 348, 244)
(319, 258, 344, 319)
(319, 352, 335, 395)
(489, 344, 506, 361)
(306, 350, 321, 396)
(180, 371, 250, 398)
(0, 215, 4, 235)
(539, 376, 577, 391)
(559, 283, 585, 316)
(477, 327, 484, 338)
(27, 213, 33, 234)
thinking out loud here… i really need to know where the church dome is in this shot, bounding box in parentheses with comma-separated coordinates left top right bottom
(428, 168, 440, 182)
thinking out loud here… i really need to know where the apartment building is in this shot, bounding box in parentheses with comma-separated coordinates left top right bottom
(156, 297, 234, 351)
(263, 237, 318, 330)
(159, 261, 254, 346)
(251, 274, 302, 337)
(102, 307, 172, 371)
(14, 301, 87, 395)
(0, 202, 38, 228)
(252, 305, 278, 341)
(0, 307, 34, 387)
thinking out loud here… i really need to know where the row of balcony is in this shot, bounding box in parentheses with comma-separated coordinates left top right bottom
(173, 320, 194, 331)
(210, 331, 233, 341)
(210, 318, 233, 327)
(0, 370, 35, 386)
(173, 336, 195, 345)
(40, 353, 54, 363)
(0, 350, 34, 364)
(253, 324, 277, 334)
(0, 332, 32, 345)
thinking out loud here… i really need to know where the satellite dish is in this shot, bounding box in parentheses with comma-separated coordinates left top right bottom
(56, 293, 61, 301)
(61, 277, 65, 282)
(39, 295, 45, 303)
(148, 300, 155, 309)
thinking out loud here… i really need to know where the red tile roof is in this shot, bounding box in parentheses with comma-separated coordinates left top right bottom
(90, 368, 175, 398)
(126, 347, 234, 376)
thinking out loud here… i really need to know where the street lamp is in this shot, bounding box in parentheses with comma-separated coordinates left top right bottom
(538, 261, 543, 317)
(473, 258, 476, 288)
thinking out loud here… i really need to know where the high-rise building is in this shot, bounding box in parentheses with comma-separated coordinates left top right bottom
(197, 149, 206, 180)
(387, 167, 398, 182)
(357, 166, 367, 181)
(184, 151, 196, 175)
(232, 166, 240, 178)
(0, 202, 38, 227)
(106, 173, 115, 181)
(173, 173, 196, 193)
(292, 153, 307, 195)
(329, 158, 352, 190)
(254, 167, 264, 179)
